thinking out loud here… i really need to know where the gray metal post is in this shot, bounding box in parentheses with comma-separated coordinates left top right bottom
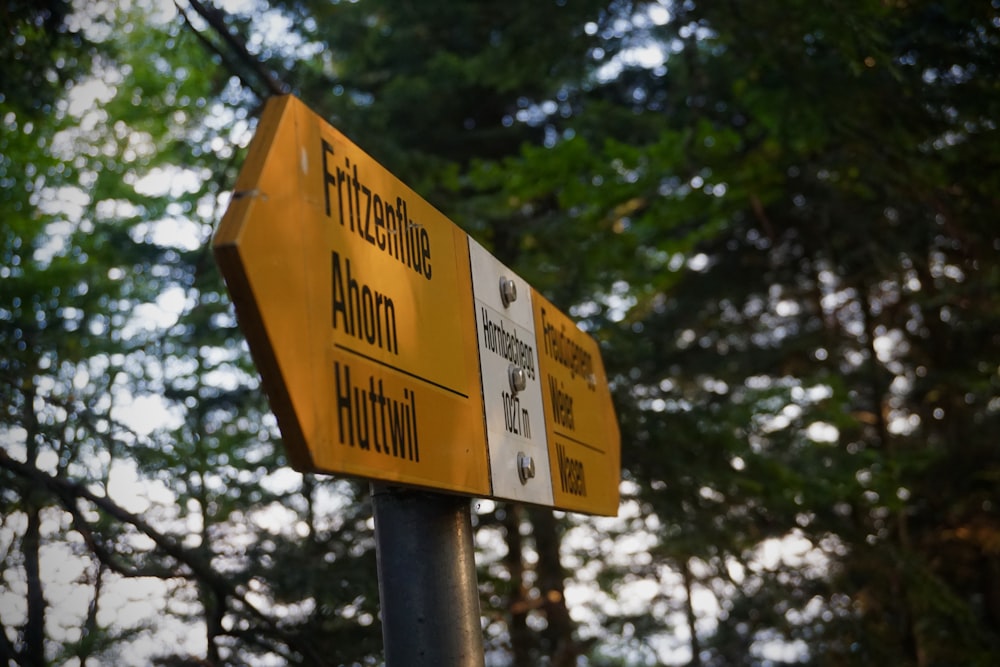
(371, 484, 485, 667)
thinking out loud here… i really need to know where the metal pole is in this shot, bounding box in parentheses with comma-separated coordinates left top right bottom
(371, 484, 485, 667)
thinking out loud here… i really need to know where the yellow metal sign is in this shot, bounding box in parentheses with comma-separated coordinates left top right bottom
(215, 95, 620, 514)
(214, 95, 490, 496)
(532, 292, 621, 515)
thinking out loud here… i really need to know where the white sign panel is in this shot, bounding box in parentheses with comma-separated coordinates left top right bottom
(469, 238, 554, 506)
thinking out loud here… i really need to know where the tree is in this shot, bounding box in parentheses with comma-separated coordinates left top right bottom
(500, 0, 999, 663)
(2, 2, 383, 663)
(441, 0, 1000, 663)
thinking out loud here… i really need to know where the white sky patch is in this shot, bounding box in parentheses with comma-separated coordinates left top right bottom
(251, 502, 299, 536)
(754, 637, 809, 663)
(619, 43, 666, 69)
(790, 384, 833, 402)
(32, 221, 75, 267)
(604, 281, 637, 323)
(614, 578, 660, 616)
(134, 166, 205, 199)
(775, 299, 800, 317)
(66, 77, 117, 117)
(873, 332, 902, 363)
(889, 413, 921, 435)
(95, 198, 141, 221)
(248, 5, 301, 54)
(107, 460, 178, 513)
(130, 216, 205, 251)
(687, 253, 709, 271)
(752, 530, 830, 577)
(37, 186, 91, 219)
(215, 0, 263, 13)
(31, 187, 92, 267)
(74, 0, 179, 34)
(760, 403, 801, 433)
(259, 467, 304, 496)
(112, 391, 184, 437)
(119, 286, 191, 341)
(648, 1, 670, 25)
(591, 2, 672, 81)
(805, 421, 839, 443)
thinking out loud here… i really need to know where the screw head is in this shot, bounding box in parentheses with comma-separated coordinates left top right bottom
(508, 364, 527, 394)
(517, 452, 535, 484)
(499, 276, 517, 307)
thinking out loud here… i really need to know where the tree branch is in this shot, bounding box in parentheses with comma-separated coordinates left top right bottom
(0, 449, 325, 665)
(174, 0, 267, 100)
(179, 0, 289, 97)
(62, 497, 179, 580)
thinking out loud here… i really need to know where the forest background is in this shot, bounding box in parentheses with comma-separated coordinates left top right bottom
(2, 0, 999, 665)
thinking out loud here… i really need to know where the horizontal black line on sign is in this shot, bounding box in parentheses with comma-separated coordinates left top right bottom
(335, 343, 470, 399)
(554, 430, 605, 454)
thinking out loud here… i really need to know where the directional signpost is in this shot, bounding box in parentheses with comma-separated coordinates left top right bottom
(214, 95, 620, 665)
(214, 95, 491, 498)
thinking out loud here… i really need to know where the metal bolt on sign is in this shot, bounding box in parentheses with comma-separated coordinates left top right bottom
(499, 276, 517, 307)
(517, 452, 535, 484)
(508, 364, 528, 394)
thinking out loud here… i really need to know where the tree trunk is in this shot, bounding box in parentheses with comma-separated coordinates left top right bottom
(23, 373, 46, 667)
(527, 507, 576, 667)
(78, 562, 106, 667)
(861, 287, 924, 666)
(502, 505, 530, 665)
(23, 503, 45, 667)
(681, 558, 702, 667)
